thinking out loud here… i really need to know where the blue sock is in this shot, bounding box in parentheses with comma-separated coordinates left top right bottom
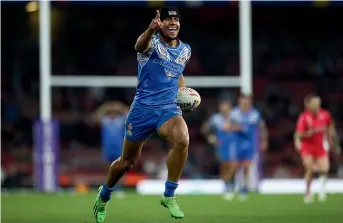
(225, 179, 235, 192)
(100, 183, 115, 202)
(240, 186, 248, 194)
(164, 180, 178, 197)
(240, 176, 248, 194)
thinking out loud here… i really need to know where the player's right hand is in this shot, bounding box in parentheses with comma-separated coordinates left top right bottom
(149, 10, 163, 31)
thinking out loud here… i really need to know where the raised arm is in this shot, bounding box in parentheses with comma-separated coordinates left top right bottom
(135, 10, 162, 53)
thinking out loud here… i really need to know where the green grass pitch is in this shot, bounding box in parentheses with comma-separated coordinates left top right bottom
(2, 192, 343, 223)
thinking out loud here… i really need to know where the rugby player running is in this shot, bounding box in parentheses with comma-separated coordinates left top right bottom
(93, 7, 192, 222)
(294, 94, 341, 203)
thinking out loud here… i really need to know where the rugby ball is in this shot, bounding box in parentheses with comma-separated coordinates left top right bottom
(176, 87, 201, 112)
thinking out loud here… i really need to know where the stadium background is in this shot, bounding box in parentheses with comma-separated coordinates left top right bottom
(1, 1, 343, 223)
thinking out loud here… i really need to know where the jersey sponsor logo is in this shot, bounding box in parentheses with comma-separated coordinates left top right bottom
(152, 59, 182, 79)
(152, 59, 181, 73)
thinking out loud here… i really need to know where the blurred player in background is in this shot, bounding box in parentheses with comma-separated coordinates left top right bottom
(228, 94, 268, 200)
(93, 6, 192, 222)
(201, 99, 241, 200)
(294, 94, 341, 203)
(91, 101, 129, 199)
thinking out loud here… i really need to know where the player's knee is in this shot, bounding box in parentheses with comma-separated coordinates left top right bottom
(120, 157, 137, 171)
(318, 165, 329, 173)
(304, 165, 313, 174)
(242, 165, 250, 174)
(242, 160, 251, 167)
(111, 157, 136, 172)
(172, 130, 189, 151)
(304, 162, 313, 171)
(228, 162, 239, 170)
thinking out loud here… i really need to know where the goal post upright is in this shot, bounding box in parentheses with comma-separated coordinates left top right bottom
(39, 0, 52, 121)
(239, 0, 252, 95)
(36, 0, 59, 193)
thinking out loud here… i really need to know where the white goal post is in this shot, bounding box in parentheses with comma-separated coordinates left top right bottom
(40, 0, 252, 120)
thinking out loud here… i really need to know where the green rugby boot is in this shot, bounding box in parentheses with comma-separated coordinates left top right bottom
(160, 196, 184, 219)
(93, 186, 108, 223)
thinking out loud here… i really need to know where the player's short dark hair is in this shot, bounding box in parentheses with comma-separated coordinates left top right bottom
(304, 93, 319, 103)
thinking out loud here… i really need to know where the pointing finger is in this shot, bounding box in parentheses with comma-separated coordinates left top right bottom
(156, 10, 160, 19)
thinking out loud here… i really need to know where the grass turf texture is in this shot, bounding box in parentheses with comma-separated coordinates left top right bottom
(2, 192, 343, 223)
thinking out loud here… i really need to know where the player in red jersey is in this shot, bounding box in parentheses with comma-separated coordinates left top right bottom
(294, 94, 341, 203)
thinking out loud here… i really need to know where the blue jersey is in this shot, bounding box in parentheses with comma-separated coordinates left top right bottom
(209, 113, 233, 146)
(134, 34, 191, 109)
(229, 107, 261, 148)
(209, 113, 235, 162)
(101, 115, 126, 152)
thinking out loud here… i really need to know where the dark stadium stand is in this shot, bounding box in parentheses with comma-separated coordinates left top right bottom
(1, 3, 343, 188)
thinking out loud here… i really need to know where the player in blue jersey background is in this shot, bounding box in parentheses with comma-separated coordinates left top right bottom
(94, 7, 192, 222)
(91, 101, 129, 199)
(227, 94, 268, 200)
(202, 98, 242, 200)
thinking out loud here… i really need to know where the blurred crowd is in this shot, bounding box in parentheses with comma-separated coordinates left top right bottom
(2, 3, 343, 188)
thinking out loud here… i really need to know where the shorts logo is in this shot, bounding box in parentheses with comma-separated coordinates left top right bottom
(126, 123, 133, 136)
